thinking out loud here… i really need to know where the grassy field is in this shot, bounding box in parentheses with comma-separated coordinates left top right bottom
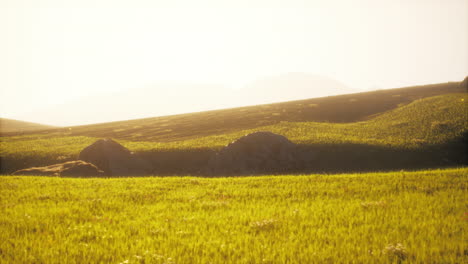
(1, 93, 466, 174)
(0, 168, 466, 263)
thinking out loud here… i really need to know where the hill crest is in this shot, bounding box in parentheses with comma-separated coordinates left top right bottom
(0, 118, 55, 134)
(1, 81, 464, 143)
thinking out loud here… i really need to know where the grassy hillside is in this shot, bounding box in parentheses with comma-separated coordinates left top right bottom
(0, 168, 466, 263)
(0, 118, 55, 134)
(3, 82, 462, 142)
(1, 93, 466, 174)
(130, 93, 467, 150)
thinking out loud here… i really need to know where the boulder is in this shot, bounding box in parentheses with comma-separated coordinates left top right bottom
(208, 131, 300, 175)
(60, 161, 106, 177)
(12, 160, 105, 177)
(78, 138, 150, 176)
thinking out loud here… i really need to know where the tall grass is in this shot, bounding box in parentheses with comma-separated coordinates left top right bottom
(0, 168, 466, 263)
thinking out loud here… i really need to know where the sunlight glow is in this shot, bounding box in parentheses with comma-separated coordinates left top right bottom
(0, 0, 466, 126)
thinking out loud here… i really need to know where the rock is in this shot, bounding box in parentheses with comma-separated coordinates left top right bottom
(60, 161, 106, 177)
(12, 160, 105, 177)
(78, 138, 151, 176)
(209, 131, 300, 175)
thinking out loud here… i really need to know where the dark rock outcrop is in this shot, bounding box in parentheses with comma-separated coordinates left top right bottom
(12, 160, 105, 177)
(208, 131, 301, 175)
(78, 138, 150, 176)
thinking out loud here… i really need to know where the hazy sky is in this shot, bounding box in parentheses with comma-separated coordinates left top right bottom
(1, 0, 467, 126)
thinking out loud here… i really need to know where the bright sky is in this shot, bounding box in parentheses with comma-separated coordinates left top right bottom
(1, 0, 467, 126)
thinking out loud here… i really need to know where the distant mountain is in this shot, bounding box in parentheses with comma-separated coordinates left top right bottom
(234, 72, 354, 105)
(0, 118, 56, 133)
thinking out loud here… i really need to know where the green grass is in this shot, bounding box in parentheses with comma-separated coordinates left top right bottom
(1, 168, 466, 263)
(0, 84, 465, 262)
(165, 93, 467, 150)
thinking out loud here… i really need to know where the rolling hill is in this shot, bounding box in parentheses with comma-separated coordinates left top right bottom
(1, 81, 466, 174)
(3, 81, 463, 142)
(12, 73, 353, 126)
(0, 118, 55, 134)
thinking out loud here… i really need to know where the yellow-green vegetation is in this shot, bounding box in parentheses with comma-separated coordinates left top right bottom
(0, 84, 465, 263)
(1, 93, 466, 166)
(158, 93, 467, 150)
(0, 168, 466, 263)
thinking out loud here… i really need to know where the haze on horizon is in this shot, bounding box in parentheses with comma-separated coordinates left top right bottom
(1, 0, 467, 126)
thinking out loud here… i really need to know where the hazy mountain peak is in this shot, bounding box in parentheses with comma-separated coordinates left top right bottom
(237, 72, 353, 105)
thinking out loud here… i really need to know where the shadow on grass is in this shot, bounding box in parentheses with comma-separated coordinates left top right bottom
(295, 140, 467, 174)
(2, 133, 466, 177)
(138, 134, 467, 176)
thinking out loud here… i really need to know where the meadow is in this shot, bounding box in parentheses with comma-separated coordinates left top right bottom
(0, 168, 466, 263)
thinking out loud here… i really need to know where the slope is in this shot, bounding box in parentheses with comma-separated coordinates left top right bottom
(0, 118, 56, 134)
(1, 92, 466, 174)
(3, 81, 463, 142)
